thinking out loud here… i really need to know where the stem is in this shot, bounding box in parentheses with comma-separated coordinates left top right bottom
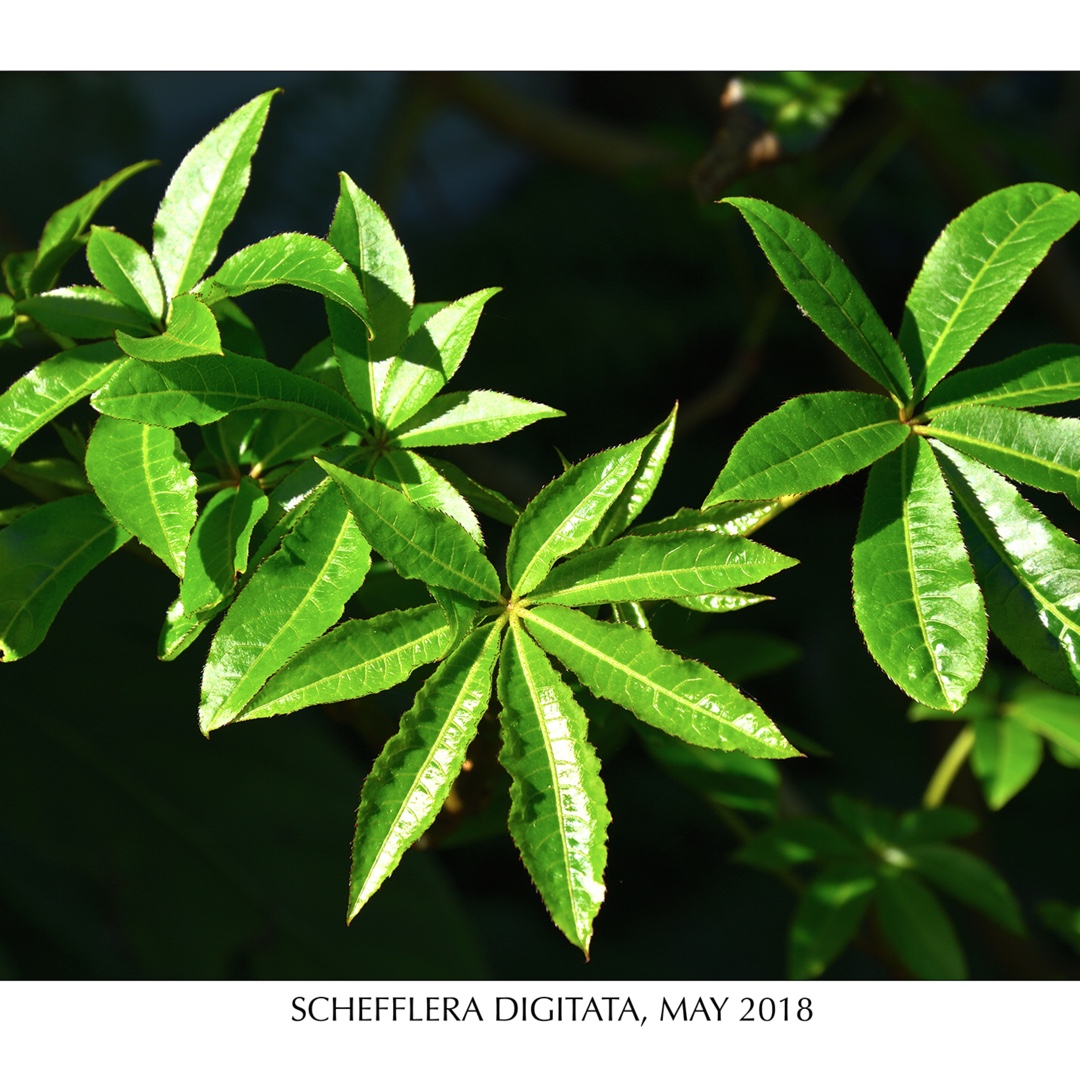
(922, 724, 976, 809)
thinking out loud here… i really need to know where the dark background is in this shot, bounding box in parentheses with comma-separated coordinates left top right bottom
(1, 71, 1079, 979)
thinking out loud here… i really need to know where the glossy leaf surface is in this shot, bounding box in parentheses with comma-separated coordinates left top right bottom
(789, 865, 876, 979)
(242, 604, 452, 721)
(91, 352, 366, 430)
(529, 531, 796, 607)
(116, 294, 222, 363)
(0, 495, 129, 661)
(318, 460, 501, 601)
(631, 498, 791, 538)
(371, 449, 483, 545)
(874, 871, 966, 979)
(378, 288, 500, 428)
(84, 415, 197, 577)
(506, 436, 647, 597)
(193, 233, 371, 333)
(152, 90, 277, 299)
(900, 183, 1080, 399)
(925, 345, 1080, 412)
(592, 404, 677, 546)
(393, 390, 563, 448)
(87, 226, 165, 320)
(18, 286, 156, 339)
(704, 391, 907, 504)
(499, 622, 609, 954)
(199, 487, 371, 732)
(928, 405, 1080, 508)
(0, 342, 125, 469)
(935, 442, 1080, 693)
(522, 605, 798, 757)
(722, 197, 912, 402)
(348, 622, 501, 919)
(853, 437, 987, 710)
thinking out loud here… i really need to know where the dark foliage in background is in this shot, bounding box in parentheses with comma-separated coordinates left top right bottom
(1, 71, 1079, 979)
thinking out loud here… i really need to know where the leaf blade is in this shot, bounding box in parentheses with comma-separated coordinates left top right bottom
(392, 389, 564, 448)
(115, 294, 222, 363)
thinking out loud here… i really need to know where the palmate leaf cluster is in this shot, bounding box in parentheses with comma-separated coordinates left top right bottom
(0, 90, 804, 953)
(708, 187, 1080, 713)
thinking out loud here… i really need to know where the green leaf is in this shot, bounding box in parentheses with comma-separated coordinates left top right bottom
(924, 345, 1080, 413)
(0, 294, 15, 343)
(900, 183, 1080, 399)
(934, 442, 1080, 694)
(241, 603, 453, 721)
(592, 403, 677, 546)
(193, 233, 372, 333)
(521, 604, 799, 757)
(0, 342, 125, 469)
(506, 436, 648, 597)
(672, 590, 772, 614)
(736, 818, 866, 873)
(632, 499, 792, 538)
(91, 352, 367, 430)
(348, 621, 502, 919)
(1038, 900, 1080, 955)
(378, 288, 500, 429)
(86, 226, 165, 320)
(157, 477, 269, 660)
(199, 486, 371, 732)
(17, 286, 157, 339)
(972, 714, 1043, 809)
(84, 415, 198, 577)
(722, 197, 912, 402)
(853, 437, 987, 710)
(894, 805, 978, 844)
(392, 389, 563, 448)
(0, 494, 129, 661)
(905, 843, 1025, 935)
(426, 456, 522, 527)
(212, 297, 265, 357)
(789, 865, 877, 979)
(152, 90, 277, 299)
(116, 294, 222, 362)
(927, 405, 1080, 509)
(498, 622, 610, 954)
(874, 870, 967, 979)
(372, 448, 483, 545)
(329, 172, 414, 364)
(30, 160, 156, 295)
(528, 531, 797, 607)
(317, 460, 501, 601)
(703, 392, 907, 505)
(1007, 684, 1080, 759)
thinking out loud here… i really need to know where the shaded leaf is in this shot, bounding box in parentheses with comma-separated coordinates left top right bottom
(900, 183, 1080, 399)
(789, 865, 877, 979)
(84, 415, 197, 577)
(874, 870, 967, 979)
(18, 286, 156, 339)
(972, 714, 1043, 809)
(736, 818, 866, 873)
(0, 494, 129, 661)
(1007, 684, 1080, 759)
(426, 456, 522, 527)
(703, 391, 907, 504)
(498, 622, 609, 954)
